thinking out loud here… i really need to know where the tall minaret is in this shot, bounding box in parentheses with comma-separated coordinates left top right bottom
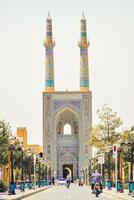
(78, 13, 90, 92)
(44, 12, 55, 92)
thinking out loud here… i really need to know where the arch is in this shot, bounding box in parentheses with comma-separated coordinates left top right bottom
(53, 105, 82, 179)
(63, 167, 72, 178)
(54, 105, 81, 121)
(59, 153, 77, 180)
(54, 105, 81, 136)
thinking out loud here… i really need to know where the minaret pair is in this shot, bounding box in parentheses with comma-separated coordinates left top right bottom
(44, 12, 90, 93)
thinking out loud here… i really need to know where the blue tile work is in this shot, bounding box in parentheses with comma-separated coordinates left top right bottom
(47, 32, 52, 36)
(80, 80, 89, 87)
(81, 32, 87, 37)
(45, 79, 54, 87)
(54, 100, 81, 111)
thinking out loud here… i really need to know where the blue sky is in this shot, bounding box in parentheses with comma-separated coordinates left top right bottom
(0, 0, 134, 145)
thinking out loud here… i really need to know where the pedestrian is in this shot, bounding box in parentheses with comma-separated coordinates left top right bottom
(66, 175, 71, 188)
(52, 177, 55, 185)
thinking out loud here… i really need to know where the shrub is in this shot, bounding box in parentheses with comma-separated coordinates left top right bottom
(0, 179, 8, 192)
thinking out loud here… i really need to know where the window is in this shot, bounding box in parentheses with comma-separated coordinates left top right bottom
(64, 124, 71, 135)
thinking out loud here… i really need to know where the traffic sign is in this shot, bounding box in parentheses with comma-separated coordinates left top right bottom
(98, 153, 104, 164)
(113, 144, 117, 158)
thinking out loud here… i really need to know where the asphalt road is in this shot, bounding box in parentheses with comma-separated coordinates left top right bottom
(24, 184, 117, 200)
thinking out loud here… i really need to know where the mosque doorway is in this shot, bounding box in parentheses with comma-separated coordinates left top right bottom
(63, 164, 73, 181)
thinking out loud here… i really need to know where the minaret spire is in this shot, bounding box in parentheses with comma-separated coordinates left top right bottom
(44, 13, 55, 92)
(78, 13, 90, 92)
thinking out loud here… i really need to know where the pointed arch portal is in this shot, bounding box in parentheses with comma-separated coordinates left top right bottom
(63, 165, 73, 180)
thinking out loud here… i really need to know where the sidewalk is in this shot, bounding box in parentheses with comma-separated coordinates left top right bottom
(0, 186, 52, 200)
(103, 187, 134, 200)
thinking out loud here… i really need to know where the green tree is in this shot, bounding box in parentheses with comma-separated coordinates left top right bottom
(120, 129, 134, 163)
(97, 104, 123, 147)
(89, 105, 123, 178)
(0, 120, 11, 166)
(88, 126, 106, 152)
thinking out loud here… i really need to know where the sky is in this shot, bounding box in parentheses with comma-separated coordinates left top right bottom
(0, 0, 134, 145)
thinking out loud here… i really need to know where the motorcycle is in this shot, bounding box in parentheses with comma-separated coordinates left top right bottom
(94, 182, 101, 197)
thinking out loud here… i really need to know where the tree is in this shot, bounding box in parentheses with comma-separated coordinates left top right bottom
(88, 126, 106, 152)
(89, 105, 123, 177)
(120, 129, 134, 162)
(120, 129, 132, 142)
(96, 104, 123, 147)
(0, 120, 12, 166)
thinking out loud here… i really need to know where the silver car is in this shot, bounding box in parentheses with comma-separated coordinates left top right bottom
(55, 178, 66, 186)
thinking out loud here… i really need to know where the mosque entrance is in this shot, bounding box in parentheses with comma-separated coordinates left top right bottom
(63, 164, 73, 181)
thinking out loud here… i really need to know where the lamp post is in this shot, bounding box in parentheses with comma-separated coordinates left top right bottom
(128, 126, 134, 195)
(117, 148, 121, 192)
(8, 135, 18, 195)
(45, 165, 47, 180)
(27, 152, 32, 189)
(102, 163, 105, 188)
(38, 159, 41, 188)
(120, 146, 124, 193)
(85, 167, 87, 185)
(44, 165, 48, 185)
(88, 160, 91, 185)
(41, 162, 45, 186)
(20, 147, 24, 191)
(8, 144, 15, 195)
(33, 154, 36, 189)
(107, 151, 112, 190)
(48, 167, 51, 185)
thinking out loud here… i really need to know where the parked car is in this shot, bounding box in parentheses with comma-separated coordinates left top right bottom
(55, 178, 66, 186)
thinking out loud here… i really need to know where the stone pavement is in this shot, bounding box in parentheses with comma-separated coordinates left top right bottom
(0, 185, 133, 200)
(0, 186, 51, 200)
(103, 187, 134, 200)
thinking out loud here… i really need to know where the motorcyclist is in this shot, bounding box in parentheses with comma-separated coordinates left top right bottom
(90, 170, 103, 193)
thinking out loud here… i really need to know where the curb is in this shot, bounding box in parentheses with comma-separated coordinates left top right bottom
(0, 186, 52, 200)
(103, 191, 130, 200)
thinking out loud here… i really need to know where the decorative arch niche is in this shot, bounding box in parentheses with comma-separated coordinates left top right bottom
(56, 109, 79, 135)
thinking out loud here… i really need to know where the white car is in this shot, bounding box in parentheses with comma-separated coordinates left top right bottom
(55, 178, 66, 186)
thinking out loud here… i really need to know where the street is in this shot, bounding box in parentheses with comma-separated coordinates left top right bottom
(24, 184, 117, 200)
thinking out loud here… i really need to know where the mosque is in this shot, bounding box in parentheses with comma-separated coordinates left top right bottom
(43, 13, 92, 180)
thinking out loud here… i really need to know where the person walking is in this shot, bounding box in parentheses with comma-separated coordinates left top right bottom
(52, 177, 55, 185)
(66, 175, 71, 188)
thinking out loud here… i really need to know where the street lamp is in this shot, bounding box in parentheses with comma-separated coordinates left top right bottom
(101, 162, 105, 188)
(8, 136, 16, 195)
(38, 158, 41, 188)
(33, 154, 36, 190)
(9, 144, 15, 195)
(41, 161, 45, 186)
(85, 167, 88, 185)
(45, 165, 47, 180)
(20, 146, 25, 191)
(27, 151, 32, 189)
(48, 167, 51, 185)
(117, 148, 121, 192)
(107, 151, 112, 190)
(44, 165, 48, 185)
(128, 126, 134, 196)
